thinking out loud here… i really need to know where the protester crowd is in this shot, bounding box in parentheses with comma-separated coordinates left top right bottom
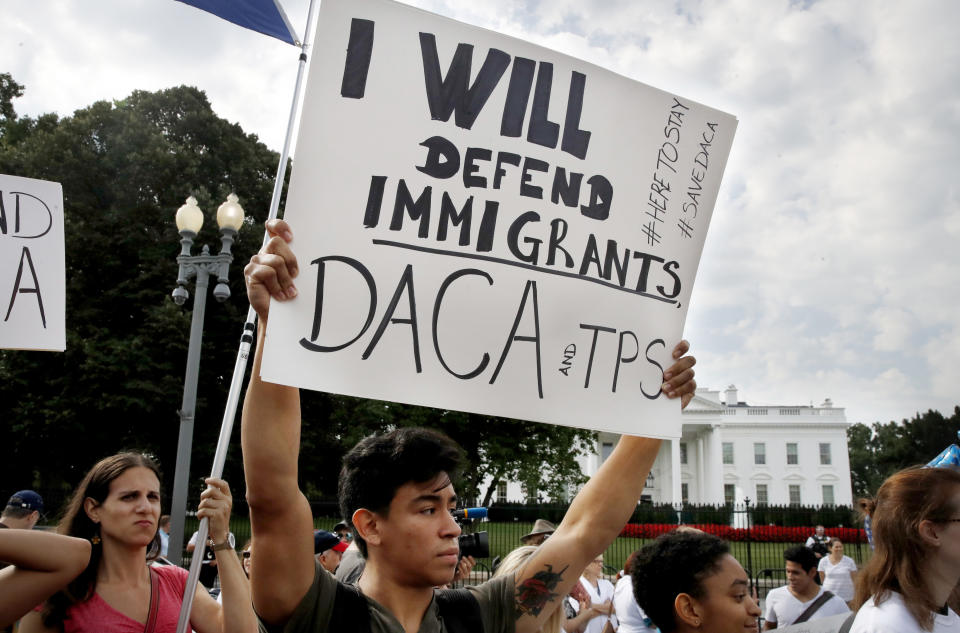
(2, 220, 958, 633)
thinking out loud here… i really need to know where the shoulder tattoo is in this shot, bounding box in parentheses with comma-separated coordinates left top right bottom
(514, 564, 568, 618)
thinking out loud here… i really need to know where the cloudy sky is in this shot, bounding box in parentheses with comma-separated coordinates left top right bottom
(4, 0, 958, 429)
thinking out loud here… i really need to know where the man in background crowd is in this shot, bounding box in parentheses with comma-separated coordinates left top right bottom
(764, 545, 848, 629)
(520, 519, 555, 546)
(0, 491, 43, 531)
(0, 490, 45, 577)
(314, 530, 349, 573)
(158, 514, 171, 557)
(805, 525, 831, 559)
(333, 521, 351, 542)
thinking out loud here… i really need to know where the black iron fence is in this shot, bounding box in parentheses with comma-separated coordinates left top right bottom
(33, 493, 868, 597)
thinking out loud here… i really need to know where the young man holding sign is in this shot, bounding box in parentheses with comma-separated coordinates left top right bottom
(242, 219, 697, 633)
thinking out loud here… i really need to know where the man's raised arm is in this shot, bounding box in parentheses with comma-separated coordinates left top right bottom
(241, 219, 315, 625)
(511, 341, 696, 633)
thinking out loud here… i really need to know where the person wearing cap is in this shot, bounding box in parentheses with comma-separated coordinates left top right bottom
(520, 519, 556, 546)
(314, 530, 349, 574)
(0, 491, 44, 531)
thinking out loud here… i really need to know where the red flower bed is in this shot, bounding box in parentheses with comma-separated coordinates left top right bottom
(620, 523, 866, 543)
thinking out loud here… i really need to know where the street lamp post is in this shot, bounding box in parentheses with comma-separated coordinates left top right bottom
(167, 194, 244, 565)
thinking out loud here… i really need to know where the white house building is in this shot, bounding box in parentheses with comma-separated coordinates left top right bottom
(492, 385, 854, 507)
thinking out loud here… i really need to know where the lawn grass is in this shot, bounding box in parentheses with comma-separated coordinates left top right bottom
(189, 515, 872, 586)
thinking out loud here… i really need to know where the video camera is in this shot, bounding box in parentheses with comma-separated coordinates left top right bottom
(453, 507, 490, 559)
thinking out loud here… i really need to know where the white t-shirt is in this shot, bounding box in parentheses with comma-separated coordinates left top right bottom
(570, 577, 617, 633)
(765, 585, 849, 627)
(613, 575, 657, 633)
(851, 591, 960, 633)
(818, 555, 857, 601)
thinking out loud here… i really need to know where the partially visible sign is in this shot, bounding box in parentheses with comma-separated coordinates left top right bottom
(261, 0, 737, 438)
(0, 175, 65, 351)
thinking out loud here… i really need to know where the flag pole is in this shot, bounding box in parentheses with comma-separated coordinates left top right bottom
(174, 0, 321, 630)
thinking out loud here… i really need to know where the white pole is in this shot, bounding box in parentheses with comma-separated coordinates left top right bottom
(174, 1, 321, 630)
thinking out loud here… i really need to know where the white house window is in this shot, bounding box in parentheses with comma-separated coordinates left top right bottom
(756, 484, 769, 505)
(522, 483, 538, 502)
(722, 442, 734, 465)
(680, 442, 688, 465)
(724, 484, 736, 505)
(786, 443, 798, 465)
(819, 443, 832, 465)
(681, 483, 689, 504)
(496, 481, 507, 502)
(754, 443, 766, 465)
(822, 485, 835, 506)
(789, 484, 802, 505)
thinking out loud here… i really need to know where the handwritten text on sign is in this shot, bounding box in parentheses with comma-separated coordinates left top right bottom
(261, 0, 737, 438)
(0, 175, 65, 352)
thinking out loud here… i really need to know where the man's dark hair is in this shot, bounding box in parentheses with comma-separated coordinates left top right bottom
(632, 530, 730, 633)
(1, 506, 35, 519)
(784, 544, 819, 573)
(338, 427, 464, 557)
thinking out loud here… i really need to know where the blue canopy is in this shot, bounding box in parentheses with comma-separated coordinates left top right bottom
(928, 432, 960, 468)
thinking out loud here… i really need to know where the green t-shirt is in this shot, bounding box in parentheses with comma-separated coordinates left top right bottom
(261, 561, 516, 633)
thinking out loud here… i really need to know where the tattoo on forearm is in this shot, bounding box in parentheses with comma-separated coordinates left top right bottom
(514, 564, 568, 618)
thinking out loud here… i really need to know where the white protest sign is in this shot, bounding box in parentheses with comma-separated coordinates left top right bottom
(0, 175, 65, 352)
(261, 0, 737, 438)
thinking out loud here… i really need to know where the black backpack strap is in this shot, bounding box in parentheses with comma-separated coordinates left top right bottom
(794, 590, 835, 624)
(330, 581, 372, 633)
(436, 588, 484, 633)
(838, 611, 857, 633)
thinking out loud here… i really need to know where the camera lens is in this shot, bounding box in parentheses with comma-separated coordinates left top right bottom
(457, 531, 490, 559)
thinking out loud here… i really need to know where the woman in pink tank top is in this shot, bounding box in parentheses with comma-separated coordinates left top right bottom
(18, 452, 256, 633)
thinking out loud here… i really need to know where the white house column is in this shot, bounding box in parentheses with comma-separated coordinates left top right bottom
(709, 424, 724, 504)
(671, 438, 682, 505)
(696, 435, 705, 502)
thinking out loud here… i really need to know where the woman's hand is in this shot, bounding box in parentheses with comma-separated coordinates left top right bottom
(662, 339, 696, 410)
(453, 555, 476, 582)
(197, 478, 233, 546)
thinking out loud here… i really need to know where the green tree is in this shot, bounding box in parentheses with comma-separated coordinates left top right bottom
(301, 395, 594, 505)
(847, 406, 960, 498)
(0, 72, 24, 121)
(0, 83, 282, 507)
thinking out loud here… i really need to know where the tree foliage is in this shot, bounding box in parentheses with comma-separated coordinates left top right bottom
(0, 72, 24, 121)
(0, 79, 595, 512)
(846, 406, 960, 498)
(0, 83, 282, 504)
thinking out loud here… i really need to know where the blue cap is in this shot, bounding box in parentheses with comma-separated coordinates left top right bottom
(6, 490, 44, 513)
(314, 530, 348, 555)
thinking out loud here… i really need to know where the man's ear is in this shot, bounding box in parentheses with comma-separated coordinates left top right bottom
(674, 592, 704, 628)
(919, 519, 942, 548)
(83, 497, 100, 524)
(352, 508, 381, 547)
